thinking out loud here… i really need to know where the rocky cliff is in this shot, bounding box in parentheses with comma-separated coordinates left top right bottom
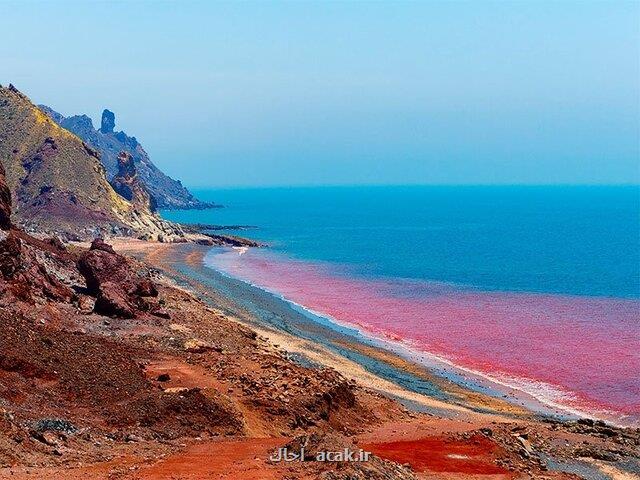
(0, 84, 183, 241)
(110, 151, 157, 213)
(0, 163, 12, 231)
(38, 105, 214, 210)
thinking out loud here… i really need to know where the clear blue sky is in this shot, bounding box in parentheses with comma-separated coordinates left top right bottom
(1, 1, 638, 187)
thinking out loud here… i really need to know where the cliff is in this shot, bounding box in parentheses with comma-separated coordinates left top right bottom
(38, 105, 215, 210)
(0, 84, 183, 241)
(110, 151, 157, 213)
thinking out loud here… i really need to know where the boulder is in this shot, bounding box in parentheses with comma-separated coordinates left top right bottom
(77, 238, 159, 318)
(95, 283, 136, 319)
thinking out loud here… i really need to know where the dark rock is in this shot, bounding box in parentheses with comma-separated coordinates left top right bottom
(157, 373, 171, 382)
(111, 151, 156, 212)
(195, 238, 215, 246)
(32, 418, 77, 434)
(100, 109, 115, 134)
(574, 446, 619, 462)
(577, 418, 595, 427)
(0, 162, 12, 230)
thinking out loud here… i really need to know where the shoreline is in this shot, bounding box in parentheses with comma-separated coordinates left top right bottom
(112, 239, 589, 424)
(114, 239, 484, 419)
(200, 244, 639, 429)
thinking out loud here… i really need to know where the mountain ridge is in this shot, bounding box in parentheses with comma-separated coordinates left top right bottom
(38, 104, 216, 211)
(0, 84, 184, 241)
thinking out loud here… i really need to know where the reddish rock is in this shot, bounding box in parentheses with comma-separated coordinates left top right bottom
(77, 238, 160, 318)
(0, 233, 22, 277)
(95, 284, 136, 319)
(89, 237, 116, 254)
(0, 231, 74, 302)
(136, 278, 158, 297)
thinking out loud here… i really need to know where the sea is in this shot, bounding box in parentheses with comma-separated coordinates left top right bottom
(161, 185, 640, 425)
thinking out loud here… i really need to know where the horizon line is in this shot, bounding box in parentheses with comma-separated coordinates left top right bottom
(185, 182, 640, 190)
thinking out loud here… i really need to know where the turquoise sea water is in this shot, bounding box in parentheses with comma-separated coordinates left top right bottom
(162, 185, 639, 298)
(162, 185, 640, 423)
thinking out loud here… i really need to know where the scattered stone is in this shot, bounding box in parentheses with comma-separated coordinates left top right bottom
(125, 433, 143, 443)
(32, 418, 77, 434)
(163, 387, 190, 394)
(30, 431, 59, 447)
(183, 338, 222, 353)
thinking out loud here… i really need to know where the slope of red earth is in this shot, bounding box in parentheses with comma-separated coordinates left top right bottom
(362, 435, 510, 476)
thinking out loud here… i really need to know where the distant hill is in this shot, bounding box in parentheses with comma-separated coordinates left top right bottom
(38, 105, 215, 210)
(0, 84, 184, 241)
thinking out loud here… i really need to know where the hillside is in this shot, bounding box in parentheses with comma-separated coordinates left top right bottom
(38, 105, 215, 210)
(0, 84, 183, 241)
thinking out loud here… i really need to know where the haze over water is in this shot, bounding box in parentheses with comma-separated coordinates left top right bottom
(163, 185, 640, 424)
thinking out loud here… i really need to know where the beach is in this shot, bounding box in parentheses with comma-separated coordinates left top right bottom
(97, 238, 640, 479)
(116, 239, 529, 419)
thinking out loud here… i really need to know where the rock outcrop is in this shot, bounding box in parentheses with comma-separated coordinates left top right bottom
(110, 151, 157, 212)
(0, 162, 12, 230)
(0, 164, 75, 303)
(99, 109, 115, 134)
(77, 238, 161, 318)
(39, 105, 215, 210)
(0, 84, 185, 241)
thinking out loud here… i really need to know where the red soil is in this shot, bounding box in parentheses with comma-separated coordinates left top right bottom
(134, 438, 286, 480)
(362, 434, 511, 476)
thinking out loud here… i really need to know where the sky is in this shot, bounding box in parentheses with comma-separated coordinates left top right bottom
(1, 1, 639, 187)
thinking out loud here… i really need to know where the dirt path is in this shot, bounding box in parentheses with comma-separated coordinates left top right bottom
(131, 438, 286, 480)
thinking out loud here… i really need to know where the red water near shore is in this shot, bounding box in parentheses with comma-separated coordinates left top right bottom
(207, 249, 640, 424)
